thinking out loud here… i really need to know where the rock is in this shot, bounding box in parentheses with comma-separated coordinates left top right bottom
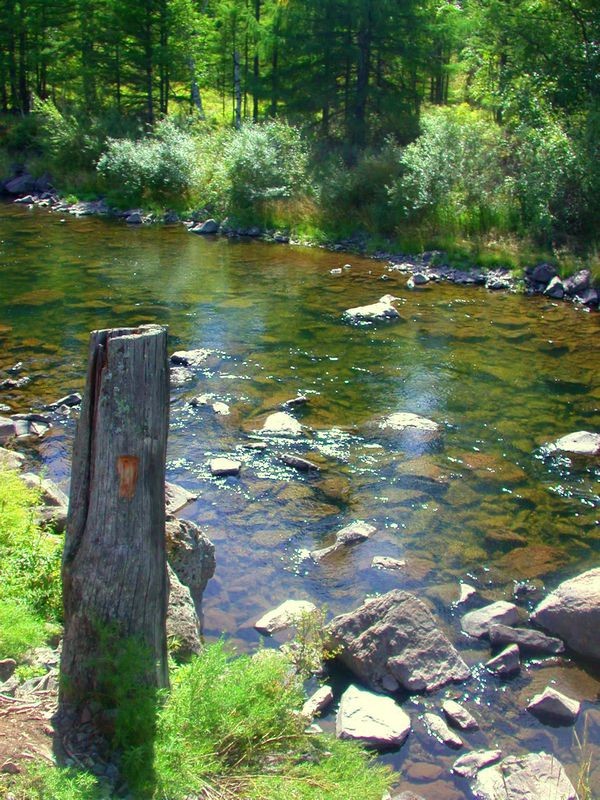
(485, 270, 514, 291)
(4, 173, 36, 194)
(169, 366, 195, 386)
(14, 194, 34, 204)
(0, 447, 24, 470)
(282, 395, 308, 409)
(45, 392, 82, 409)
(379, 412, 441, 436)
(125, 212, 143, 224)
(423, 713, 463, 748)
(461, 601, 519, 638)
(372, 556, 406, 571)
(0, 658, 16, 682)
(531, 263, 558, 287)
(344, 295, 400, 322)
(457, 584, 477, 604)
(163, 211, 180, 224)
(563, 269, 590, 297)
(280, 453, 320, 472)
(21, 472, 68, 508)
(260, 411, 302, 436)
(170, 349, 210, 368)
(442, 700, 479, 731)
(0, 416, 16, 444)
(302, 685, 334, 719)
(452, 750, 502, 779)
(336, 684, 411, 749)
(551, 431, 600, 456)
(330, 268, 342, 275)
(327, 589, 470, 693)
(485, 644, 520, 677)
(11, 417, 50, 439)
(472, 753, 578, 800)
(407, 273, 429, 289)
(189, 394, 229, 415)
(488, 623, 564, 654)
(209, 457, 241, 477)
(527, 686, 580, 725)
(390, 794, 427, 800)
(310, 520, 376, 561)
(0, 675, 19, 696)
(165, 517, 215, 594)
(167, 565, 202, 658)
(574, 287, 599, 308)
(191, 218, 219, 234)
(544, 276, 564, 299)
(254, 599, 317, 635)
(531, 568, 600, 660)
(165, 482, 198, 515)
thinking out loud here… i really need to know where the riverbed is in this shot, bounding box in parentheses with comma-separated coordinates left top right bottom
(1, 203, 599, 797)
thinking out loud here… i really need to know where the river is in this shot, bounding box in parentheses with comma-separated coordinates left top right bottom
(1, 203, 598, 797)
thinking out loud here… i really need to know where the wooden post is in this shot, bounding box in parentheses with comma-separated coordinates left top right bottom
(60, 325, 169, 715)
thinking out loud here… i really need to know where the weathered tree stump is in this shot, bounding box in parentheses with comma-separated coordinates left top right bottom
(60, 325, 170, 717)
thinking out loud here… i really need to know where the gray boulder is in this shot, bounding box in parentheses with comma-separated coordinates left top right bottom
(336, 684, 411, 749)
(170, 349, 210, 368)
(0, 416, 16, 444)
(301, 685, 334, 719)
(485, 644, 520, 677)
(280, 453, 320, 472)
(165, 517, 216, 595)
(453, 750, 502, 779)
(311, 520, 376, 561)
(531, 263, 558, 287)
(344, 295, 400, 322)
(563, 269, 590, 297)
(527, 686, 580, 725)
(488, 623, 564, 654)
(442, 699, 479, 731)
(472, 753, 578, 800)
(0, 447, 24, 470)
(380, 412, 440, 436)
(327, 589, 471, 693)
(544, 276, 564, 299)
(260, 411, 302, 436)
(209, 457, 241, 477)
(254, 599, 317, 635)
(167, 565, 202, 658)
(461, 601, 519, 638)
(423, 712, 463, 748)
(165, 481, 198, 514)
(552, 431, 600, 457)
(531, 568, 600, 660)
(191, 218, 219, 234)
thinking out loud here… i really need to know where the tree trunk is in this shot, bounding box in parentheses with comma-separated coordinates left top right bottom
(188, 56, 204, 118)
(233, 47, 242, 128)
(60, 325, 169, 717)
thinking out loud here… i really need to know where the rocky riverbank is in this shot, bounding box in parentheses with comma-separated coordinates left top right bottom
(2, 173, 598, 312)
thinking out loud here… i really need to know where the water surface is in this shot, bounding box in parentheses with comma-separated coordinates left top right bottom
(1, 203, 598, 796)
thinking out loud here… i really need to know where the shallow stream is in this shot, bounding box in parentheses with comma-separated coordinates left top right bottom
(1, 203, 599, 797)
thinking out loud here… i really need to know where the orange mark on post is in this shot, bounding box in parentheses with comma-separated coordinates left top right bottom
(117, 455, 139, 500)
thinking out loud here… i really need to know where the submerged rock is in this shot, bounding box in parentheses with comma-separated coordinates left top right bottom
(336, 684, 411, 749)
(380, 412, 440, 436)
(442, 699, 479, 731)
(453, 750, 502, 779)
(280, 453, 320, 472)
(260, 411, 302, 436)
(423, 712, 463, 749)
(527, 686, 580, 725)
(254, 599, 317, 635)
(488, 623, 564, 654)
(531, 568, 600, 660)
(372, 556, 406, 571)
(311, 520, 376, 561)
(327, 589, 470, 693)
(472, 753, 577, 800)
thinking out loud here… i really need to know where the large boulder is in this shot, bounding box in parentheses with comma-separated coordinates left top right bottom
(327, 589, 471, 693)
(336, 684, 411, 749)
(461, 601, 519, 639)
(254, 599, 317, 635)
(166, 565, 202, 659)
(165, 518, 216, 595)
(472, 753, 578, 800)
(531, 568, 600, 661)
(527, 686, 580, 725)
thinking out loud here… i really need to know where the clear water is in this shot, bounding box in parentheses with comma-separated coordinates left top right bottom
(1, 203, 598, 796)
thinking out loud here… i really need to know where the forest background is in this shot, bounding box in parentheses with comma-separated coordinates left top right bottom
(0, 0, 598, 271)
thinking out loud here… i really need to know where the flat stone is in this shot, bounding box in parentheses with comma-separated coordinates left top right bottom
(209, 457, 241, 477)
(280, 453, 320, 472)
(344, 295, 400, 322)
(260, 411, 302, 436)
(453, 750, 502, 779)
(170, 349, 210, 368)
(423, 713, 463, 748)
(328, 589, 471, 693)
(531, 568, 600, 660)
(472, 753, 577, 800)
(336, 684, 410, 749)
(552, 431, 600, 456)
(45, 392, 82, 409)
(461, 601, 519, 638)
(372, 556, 406, 571)
(165, 482, 198, 514)
(405, 762, 443, 782)
(311, 520, 376, 561)
(488, 623, 564, 654)
(380, 412, 440, 434)
(254, 599, 317, 635)
(442, 700, 479, 731)
(302, 685, 334, 719)
(527, 686, 580, 725)
(485, 644, 520, 677)
(0, 447, 24, 470)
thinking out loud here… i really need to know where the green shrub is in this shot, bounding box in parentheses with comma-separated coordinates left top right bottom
(0, 599, 48, 660)
(1, 763, 108, 800)
(97, 118, 199, 207)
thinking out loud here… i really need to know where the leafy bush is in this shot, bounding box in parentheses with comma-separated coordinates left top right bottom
(97, 119, 199, 206)
(34, 97, 106, 175)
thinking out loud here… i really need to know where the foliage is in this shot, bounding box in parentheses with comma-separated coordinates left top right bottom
(97, 119, 199, 206)
(153, 642, 391, 800)
(0, 763, 108, 800)
(0, 468, 62, 659)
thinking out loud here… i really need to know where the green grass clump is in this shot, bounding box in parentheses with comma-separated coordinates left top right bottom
(0, 763, 108, 800)
(0, 468, 62, 659)
(153, 642, 391, 800)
